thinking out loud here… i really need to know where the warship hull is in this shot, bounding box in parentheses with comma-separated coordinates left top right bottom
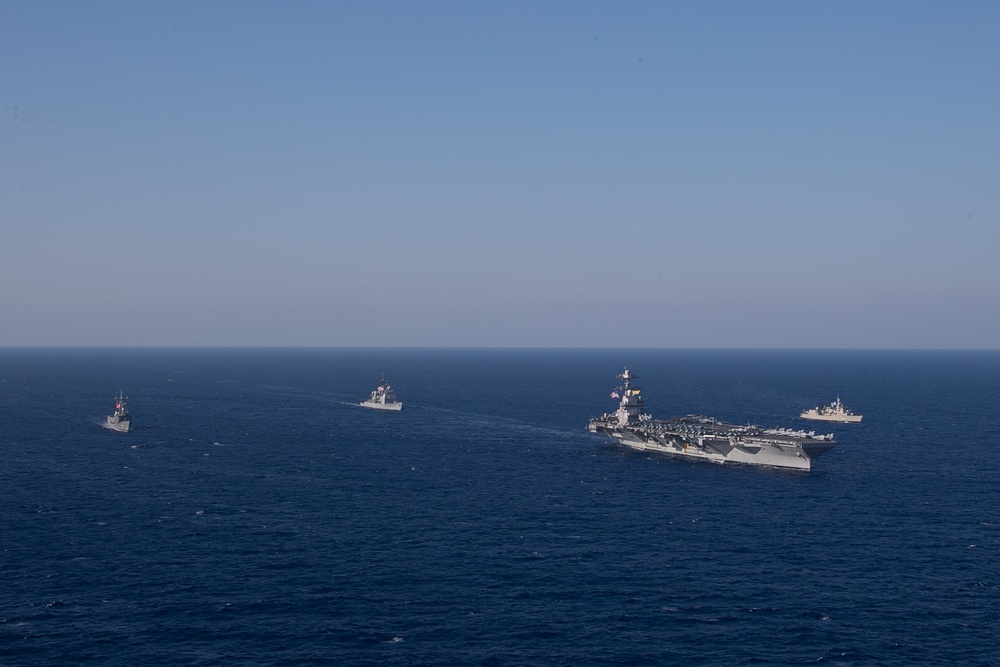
(799, 411, 862, 423)
(104, 417, 130, 433)
(360, 400, 402, 411)
(589, 417, 836, 470)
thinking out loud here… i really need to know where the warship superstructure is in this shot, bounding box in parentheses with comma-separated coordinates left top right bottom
(800, 396, 862, 423)
(104, 390, 131, 432)
(587, 368, 837, 470)
(360, 375, 403, 411)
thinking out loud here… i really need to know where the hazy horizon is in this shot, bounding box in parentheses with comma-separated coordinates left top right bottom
(3, 2, 998, 349)
(3, 345, 997, 352)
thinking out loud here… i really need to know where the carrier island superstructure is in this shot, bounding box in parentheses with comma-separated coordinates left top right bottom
(587, 368, 837, 470)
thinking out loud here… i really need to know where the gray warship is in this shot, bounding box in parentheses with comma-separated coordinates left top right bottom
(104, 390, 131, 432)
(587, 368, 837, 470)
(801, 396, 862, 423)
(360, 375, 403, 411)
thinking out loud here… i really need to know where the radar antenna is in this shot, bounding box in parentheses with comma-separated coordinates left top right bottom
(616, 367, 639, 390)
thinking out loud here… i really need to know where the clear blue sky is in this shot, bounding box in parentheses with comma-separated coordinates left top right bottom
(2, 1, 997, 347)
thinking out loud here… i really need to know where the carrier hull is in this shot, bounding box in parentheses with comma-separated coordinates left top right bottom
(589, 417, 836, 470)
(588, 368, 836, 470)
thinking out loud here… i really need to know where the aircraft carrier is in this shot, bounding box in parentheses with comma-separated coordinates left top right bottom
(587, 368, 837, 470)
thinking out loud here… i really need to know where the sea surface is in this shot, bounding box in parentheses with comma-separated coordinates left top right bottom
(1, 348, 998, 666)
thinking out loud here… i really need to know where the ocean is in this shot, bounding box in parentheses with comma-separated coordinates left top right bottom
(1, 348, 997, 666)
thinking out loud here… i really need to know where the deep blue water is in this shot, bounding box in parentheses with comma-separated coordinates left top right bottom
(1, 348, 998, 666)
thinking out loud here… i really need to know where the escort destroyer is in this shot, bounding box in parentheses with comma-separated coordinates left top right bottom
(104, 390, 131, 432)
(800, 396, 862, 423)
(360, 375, 403, 411)
(587, 368, 837, 470)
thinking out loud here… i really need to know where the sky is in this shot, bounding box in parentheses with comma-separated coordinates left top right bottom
(2, 1, 998, 348)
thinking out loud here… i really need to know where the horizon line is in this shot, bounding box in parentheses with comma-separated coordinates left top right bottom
(1, 345, 997, 352)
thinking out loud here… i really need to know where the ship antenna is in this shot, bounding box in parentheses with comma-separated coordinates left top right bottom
(617, 367, 639, 390)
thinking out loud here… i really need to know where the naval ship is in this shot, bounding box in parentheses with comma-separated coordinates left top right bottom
(360, 375, 403, 411)
(587, 368, 837, 470)
(800, 396, 862, 423)
(104, 391, 131, 432)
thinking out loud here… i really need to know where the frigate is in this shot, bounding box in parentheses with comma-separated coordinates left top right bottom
(360, 375, 403, 411)
(800, 396, 862, 423)
(587, 368, 837, 470)
(104, 390, 131, 432)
